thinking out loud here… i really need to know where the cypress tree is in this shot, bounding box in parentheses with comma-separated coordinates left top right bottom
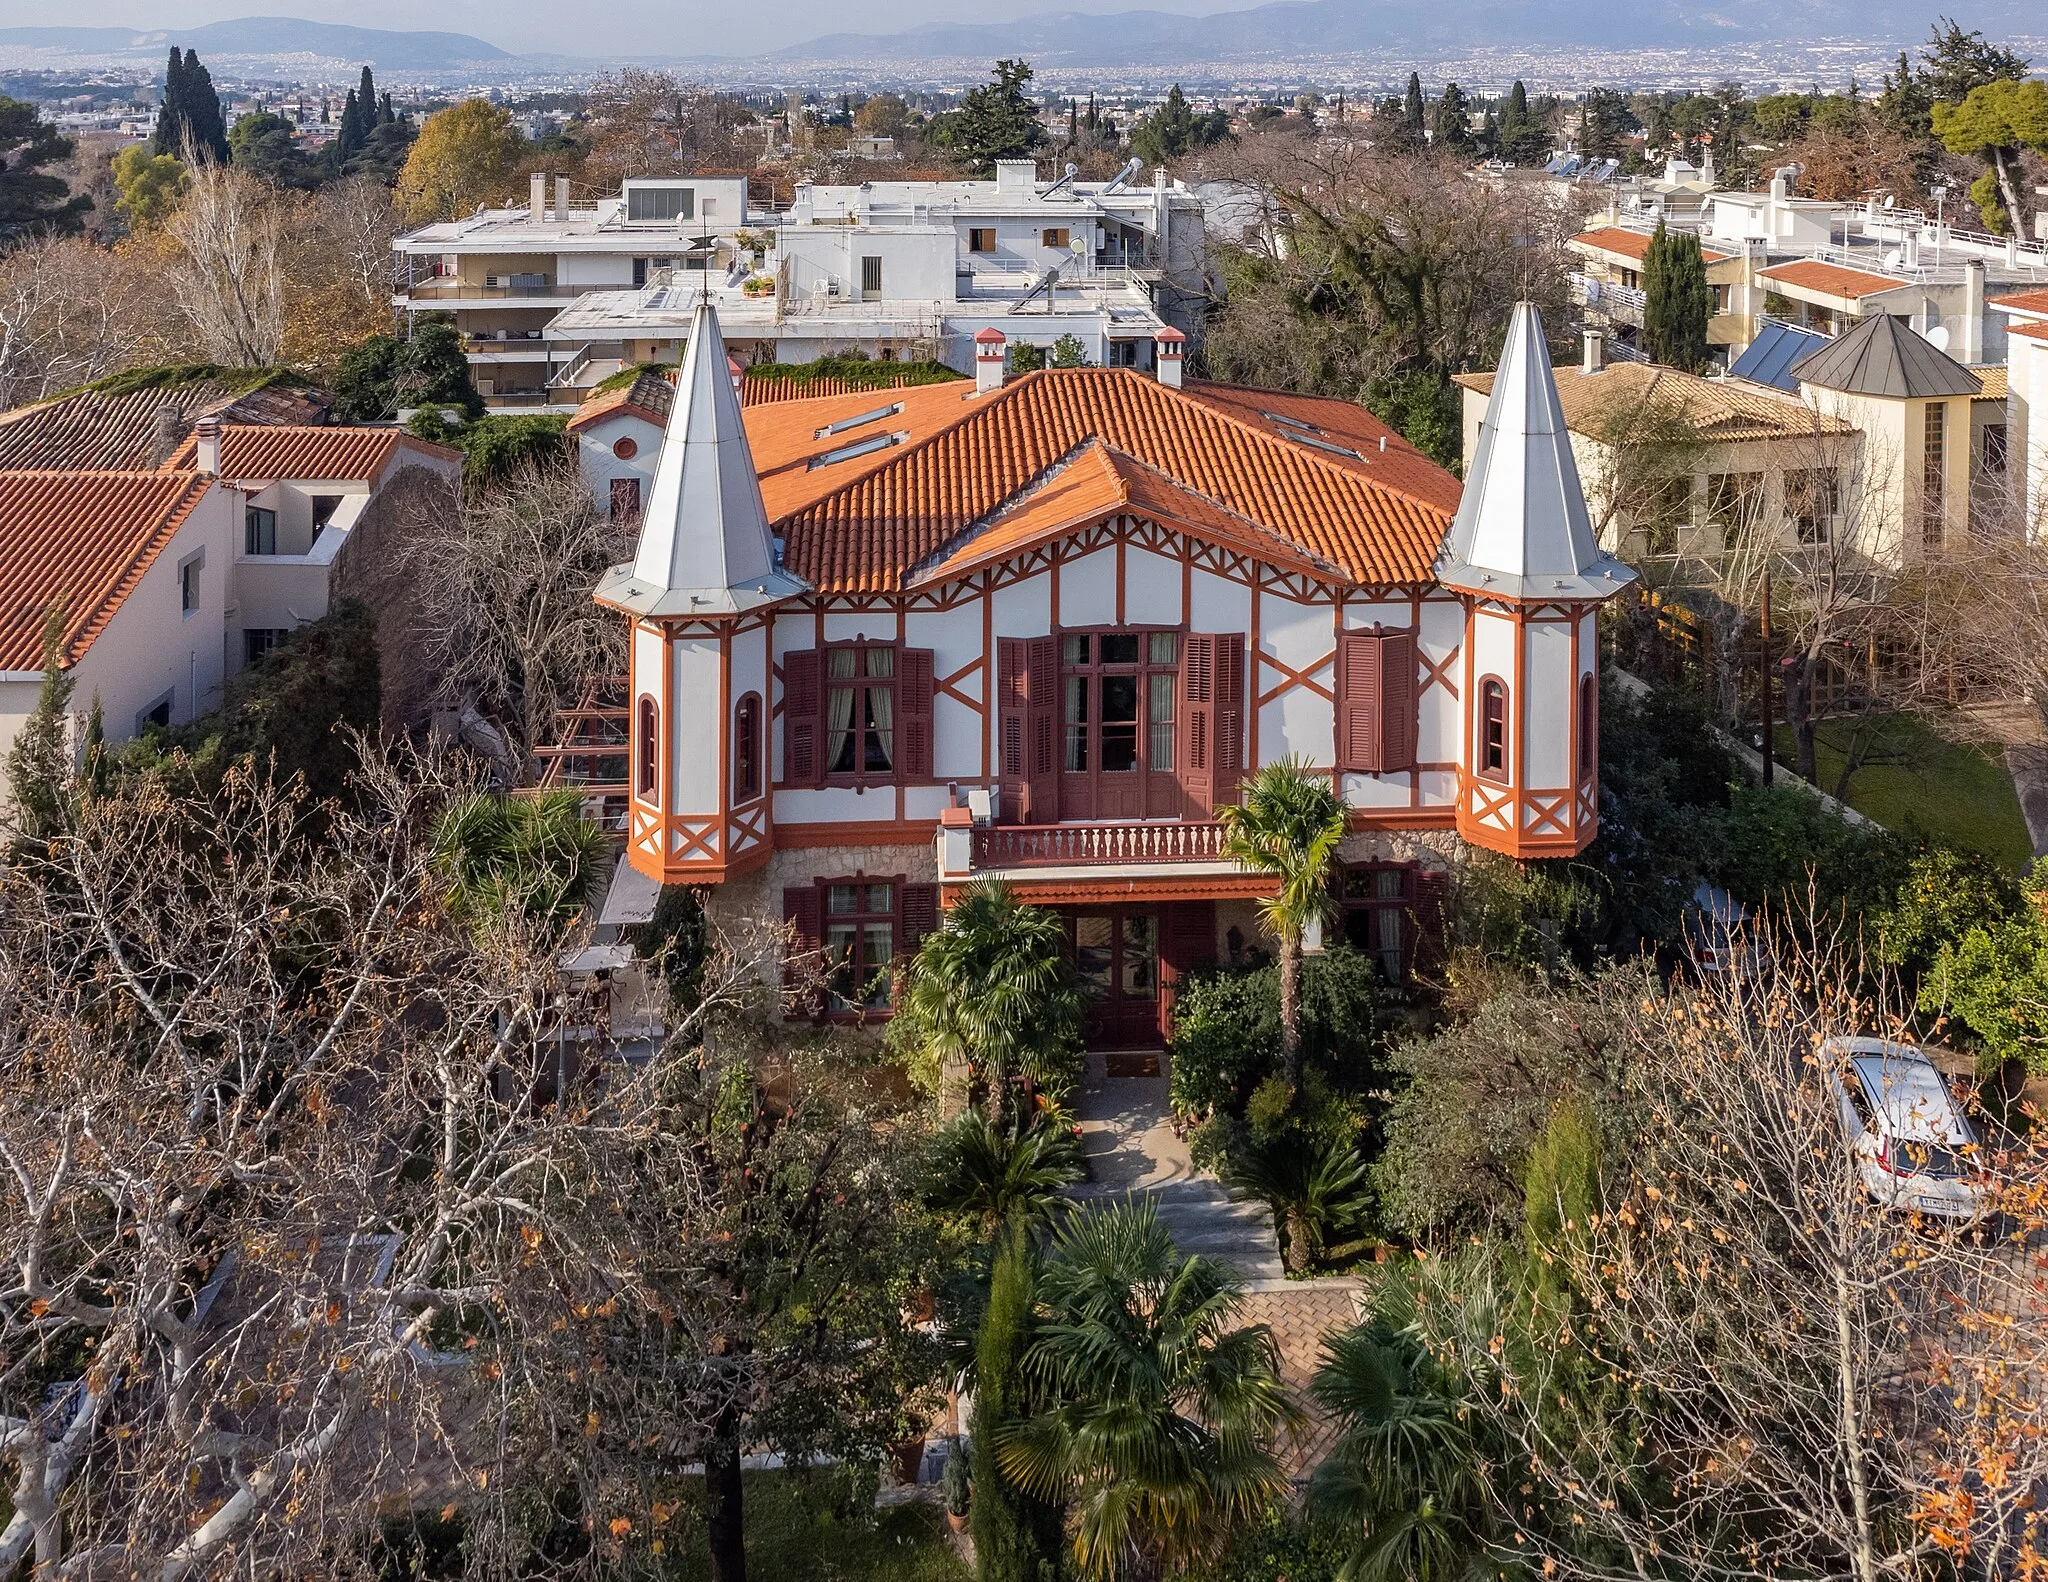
(970, 1230, 1064, 1582)
(1403, 71, 1426, 142)
(1642, 219, 1713, 371)
(176, 49, 229, 162)
(378, 91, 396, 125)
(152, 47, 185, 157)
(5, 602, 74, 845)
(335, 88, 364, 161)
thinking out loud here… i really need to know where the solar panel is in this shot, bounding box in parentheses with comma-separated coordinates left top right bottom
(1729, 321, 1831, 393)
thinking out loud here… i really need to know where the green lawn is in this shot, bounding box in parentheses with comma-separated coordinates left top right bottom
(1771, 714, 2035, 871)
(660, 1470, 968, 1582)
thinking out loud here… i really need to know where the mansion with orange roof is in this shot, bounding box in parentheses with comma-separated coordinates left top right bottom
(597, 302, 1633, 1045)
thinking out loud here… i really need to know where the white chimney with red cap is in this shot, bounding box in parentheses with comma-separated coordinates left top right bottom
(1154, 326, 1186, 388)
(727, 354, 744, 400)
(193, 414, 221, 475)
(974, 326, 1007, 396)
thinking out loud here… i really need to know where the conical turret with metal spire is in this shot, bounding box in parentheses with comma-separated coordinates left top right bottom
(594, 300, 808, 617)
(1436, 302, 1634, 601)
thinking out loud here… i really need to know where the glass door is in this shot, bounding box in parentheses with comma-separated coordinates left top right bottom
(1072, 909, 1161, 1047)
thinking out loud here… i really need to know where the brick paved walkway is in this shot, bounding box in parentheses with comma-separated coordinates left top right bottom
(1238, 1282, 1364, 1480)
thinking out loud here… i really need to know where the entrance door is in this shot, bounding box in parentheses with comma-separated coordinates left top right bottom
(1071, 909, 1161, 1048)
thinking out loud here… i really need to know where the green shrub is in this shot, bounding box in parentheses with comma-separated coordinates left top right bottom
(970, 1231, 1065, 1581)
(744, 352, 963, 390)
(1710, 782, 1910, 920)
(1168, 945, 1381, 1121)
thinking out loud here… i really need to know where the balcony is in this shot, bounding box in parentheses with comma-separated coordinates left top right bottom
(1572, 271, 1646, 326)
(936, 813, 1273, 902)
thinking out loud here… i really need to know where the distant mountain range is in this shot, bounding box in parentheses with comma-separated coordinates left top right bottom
(775, 0, 2047, 63)
(0, 17, 509, 72)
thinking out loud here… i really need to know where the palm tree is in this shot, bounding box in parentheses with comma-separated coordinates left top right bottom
(1309, 1312, 1495, 1582)
(1223, 1131, 1375, 1275)
(923, 1106, 1083, 1235)
(430, 789, 609, 937)
(998, 1197, 1297, 1578)
(1217, 757, 1348, 1091)
(889, 878, 1083, 1123)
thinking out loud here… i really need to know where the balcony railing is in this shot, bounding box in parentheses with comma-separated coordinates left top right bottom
(971, 821, 1230, 869)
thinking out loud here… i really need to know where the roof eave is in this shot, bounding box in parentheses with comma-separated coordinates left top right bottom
(1435, 556, 1638, 602)
(593, 561, 810, 618)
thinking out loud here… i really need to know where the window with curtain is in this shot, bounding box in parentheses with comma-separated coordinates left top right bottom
(824, 881, 896, 1012)
(825, 644, 895, 779)
(1481, 678, 1508, 778)
(1060, 631, 1178, 773)
(1341, 865, 1411, 983)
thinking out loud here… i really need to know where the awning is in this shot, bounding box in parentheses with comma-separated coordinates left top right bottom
(598, 855, 662, 927)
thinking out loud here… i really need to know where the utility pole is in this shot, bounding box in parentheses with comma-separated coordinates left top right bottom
(1759, 574, 1774, 786)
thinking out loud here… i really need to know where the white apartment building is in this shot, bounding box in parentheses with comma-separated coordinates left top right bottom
(389, 163, 1213, 410)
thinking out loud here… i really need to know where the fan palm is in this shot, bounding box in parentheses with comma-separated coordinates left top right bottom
(890, 878, 1084, 1123)
(430, 789, 609, 937)
(998, 1197, 1297, 1578)
(923, 1107, 1084, 1235)
(1309, 1314, 1495, 1582)
(1216, 758, 1348, 1091)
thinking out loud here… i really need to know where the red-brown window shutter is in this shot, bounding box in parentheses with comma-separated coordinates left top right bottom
(997, 638, 1027, 819)
(899, 647, 935, 782)
(1380, 629, 1416, 774)
(900, 883, 939, 953)
(1025, 635, 1060, 823)
(1410, 868, 1451, 978)
(1178, 633, 1215, 814)
(782, 885, 823, 1006)
(1335, 630, 1382, 773)
(1213, 632, 1247, 809)
(783, 649, 821, 787)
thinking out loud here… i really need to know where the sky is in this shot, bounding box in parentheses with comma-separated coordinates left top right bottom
(0, 0, 1242, 60)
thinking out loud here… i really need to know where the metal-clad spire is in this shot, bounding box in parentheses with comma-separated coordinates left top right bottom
(594, 301, 807, 617)
(1437, 302, 1634, 601)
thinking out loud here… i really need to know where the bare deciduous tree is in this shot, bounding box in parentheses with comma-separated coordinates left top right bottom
(1406, 926, 2048, 1582)
(163, 154, 286, 366)
(578, 72, 750, 190)
(0, 744, 920, 1579)
(401, 461, 634, 780)
(0, 235, 169, 407)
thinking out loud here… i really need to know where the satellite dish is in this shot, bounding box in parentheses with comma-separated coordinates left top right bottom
(1882, 248, 1903, 269)
(1925, 325, 1951, 351)
(1883, 194, 1895, 209)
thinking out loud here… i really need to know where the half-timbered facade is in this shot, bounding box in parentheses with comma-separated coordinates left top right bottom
(595, 300, 1634, 1044)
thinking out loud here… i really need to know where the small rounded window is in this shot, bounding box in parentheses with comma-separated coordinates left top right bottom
(613, 436, 639, 461)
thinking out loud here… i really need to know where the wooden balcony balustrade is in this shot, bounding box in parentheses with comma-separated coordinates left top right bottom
(971, 820, 1230, 869)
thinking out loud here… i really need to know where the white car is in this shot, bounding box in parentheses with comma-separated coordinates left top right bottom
(1824, 1038, 1990, 1222)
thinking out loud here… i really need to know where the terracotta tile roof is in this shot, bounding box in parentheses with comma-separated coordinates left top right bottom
(1455, 360, 1852, 442)
(0, 380, 329, 472)
(1989, 288, 2048, 317)
(746, 368, 1457, 594)
(1975, 366, 2008, 401)
(1756, 259, 1911, 300)
(0, 471, 209, 671)
(568, 370, 674, 431)
(164, 425, 458, 482)
(1571, 226, 1731, 264)
(2011, 321, 2048, 343)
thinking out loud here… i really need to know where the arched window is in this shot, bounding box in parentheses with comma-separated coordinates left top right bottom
(1578, 673, 1597, 780)
(1480, 678, 1508, 779)
(734, 692, 762, 800)
(637, 695, 659, 801)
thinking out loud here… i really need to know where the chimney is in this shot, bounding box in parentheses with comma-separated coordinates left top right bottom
(530, 171, 546, 222)
(1582, 328, 1605, 374)
(555, 175, 570, 219)
(1154, 325, 1186, 388)
(193, 414, 221, 475)
(151, 402, 188, 466)
(1961, 259, 1985, 365)
(974, 327, 1007, 395)
(727, 354, 745, 400)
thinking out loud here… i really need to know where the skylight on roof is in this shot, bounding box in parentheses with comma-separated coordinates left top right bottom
(814, 402, 903, 440)
(1261, 410, 1317, 432)
(1288, 432, 1365, 461)
(808, 431, 903, 470)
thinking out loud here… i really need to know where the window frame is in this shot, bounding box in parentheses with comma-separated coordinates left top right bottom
(1922, 400, 1947, 548)
(818, 876, 901, 1019)
(967, 227, 996, 254)
(1578, 672, 1597, 781)
(733, 692, 762, 802)
(821, 640, 899, 788)
(636, 695, 659, 803)
(1058, 627, 1182, 780)
(178, 549, 203, 617)
(1479, 675, 1510, 781)
(244, 505, 277, 556)
(1042, 227, 1070, 249)
(1340, 863, 1416, 985)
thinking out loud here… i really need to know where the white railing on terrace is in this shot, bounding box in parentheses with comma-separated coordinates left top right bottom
(1572, 272, 1647, 314)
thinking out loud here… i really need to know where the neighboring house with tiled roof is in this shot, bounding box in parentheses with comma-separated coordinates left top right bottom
(0, 414, 462, 804)
(587, 303, 1635, 1047)
(1456, 347, 1864, 561)
(0, 372, 330, 471)
(0, 469, 236, 796)
(1567, 226, 1748, 360)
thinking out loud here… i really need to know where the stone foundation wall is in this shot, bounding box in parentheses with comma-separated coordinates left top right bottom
(703, 840, 939, 937)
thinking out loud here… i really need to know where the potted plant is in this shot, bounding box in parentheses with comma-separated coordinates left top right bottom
(941, 1443, 971, 1533)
